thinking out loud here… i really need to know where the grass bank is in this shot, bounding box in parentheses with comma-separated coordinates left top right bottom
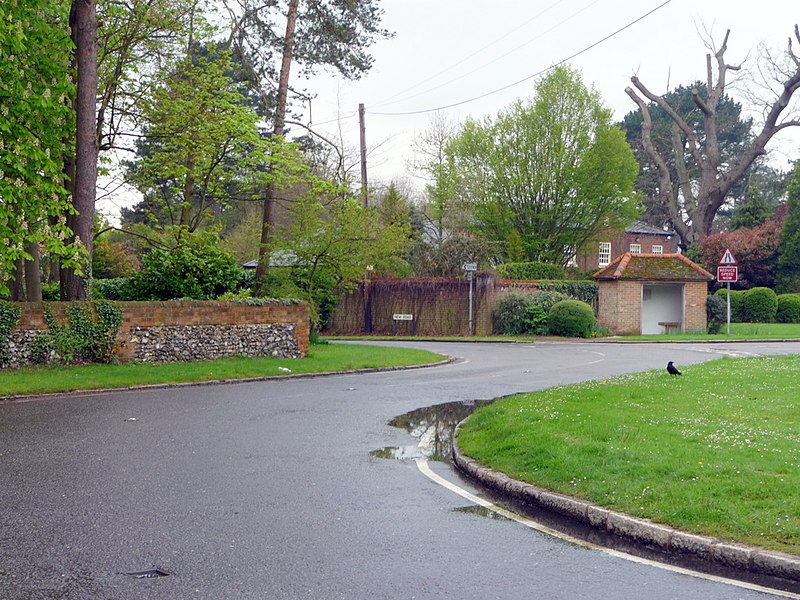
(617, 322, 800, 341)
(457, 354, 800, 555)
(0, 343, 445, 398)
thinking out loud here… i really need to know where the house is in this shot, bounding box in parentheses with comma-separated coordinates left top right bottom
(593, 253, 714, 335)
(574, 220, 679, 272)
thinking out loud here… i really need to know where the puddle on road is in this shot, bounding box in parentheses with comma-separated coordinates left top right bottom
(370, 399, 492, 463)
(373, 400, 800, 595)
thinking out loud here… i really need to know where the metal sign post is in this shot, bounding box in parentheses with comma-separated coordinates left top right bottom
(463, 263, 477, 336)
(718, 248, 738, 336)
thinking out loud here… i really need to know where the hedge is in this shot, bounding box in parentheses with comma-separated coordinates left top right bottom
(497, 262, 564, 280)
(742, 287, 778, 323)
(777, 294, 800, 323)
(547, 299, 595, 338)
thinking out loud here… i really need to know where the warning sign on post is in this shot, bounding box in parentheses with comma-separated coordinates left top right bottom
(719, 248, 738, 265)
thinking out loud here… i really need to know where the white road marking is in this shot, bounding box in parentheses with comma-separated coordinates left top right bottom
(415, 459, 800, 599)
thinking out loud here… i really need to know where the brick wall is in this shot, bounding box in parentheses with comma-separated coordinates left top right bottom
(9, 301, 310, 364)
(685, 282, 708, 332)
(597, 280, 642, 335)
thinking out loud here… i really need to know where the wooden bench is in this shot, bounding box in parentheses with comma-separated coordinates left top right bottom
(658, 321, 682, 334)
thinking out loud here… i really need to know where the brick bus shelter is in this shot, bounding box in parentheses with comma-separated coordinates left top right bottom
(593, 253, 714, 336)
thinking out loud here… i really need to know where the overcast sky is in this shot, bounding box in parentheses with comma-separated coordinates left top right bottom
(298, 0, 800, 195)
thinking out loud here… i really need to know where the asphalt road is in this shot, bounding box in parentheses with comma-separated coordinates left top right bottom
(2, 340, 800, 600)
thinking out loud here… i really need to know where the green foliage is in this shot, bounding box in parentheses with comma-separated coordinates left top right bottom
(715, 288, 746, 322)
(446, 65, 640, 265)
(41, 281, 60, 301)
(496, 262, 564, 280)
(534, 280, 599, 305)
(125, 44, 277, 233)
(547, 299, 595, 338)
(776, 164, 800, 294)
(776, 294, 800, 324)
(266, 193, 410, 328)
(92, 278, 129, 300)
(93, 238, 140, 278)
(706, 294, 727, 334)
(125, 231, 242, 300)
(0, 0, 80, 296)
(0, 301, 21, 365)
(31, 301, 123, 365)
(742, 287, 778, 323)
(492, 291, 571, 335)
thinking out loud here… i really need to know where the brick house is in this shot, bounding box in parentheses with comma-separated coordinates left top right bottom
(593, 253, 714, 335)
(574, 220, 679, 272)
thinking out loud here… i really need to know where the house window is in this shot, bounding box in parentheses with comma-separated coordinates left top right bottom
(652, 245, 663, 254)
(599, 242, 611, 267)
(629, 243, 641, 254)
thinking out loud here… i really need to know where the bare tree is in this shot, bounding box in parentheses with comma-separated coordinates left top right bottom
(625, 26, 800, 249)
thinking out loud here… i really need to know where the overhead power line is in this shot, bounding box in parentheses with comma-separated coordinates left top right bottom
(370, 0, 674, 117)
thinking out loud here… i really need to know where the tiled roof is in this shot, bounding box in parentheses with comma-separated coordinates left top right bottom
(624, 220, 676, 237)
(593, 253, 714, 281)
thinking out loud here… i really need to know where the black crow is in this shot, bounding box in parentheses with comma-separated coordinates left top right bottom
(667, 361, 682, 376)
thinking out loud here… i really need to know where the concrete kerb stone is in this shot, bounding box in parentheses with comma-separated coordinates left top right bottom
(451, 420, 800, 584)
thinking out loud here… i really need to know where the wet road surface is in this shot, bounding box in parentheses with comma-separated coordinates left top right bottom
(2, 341, 800, 599)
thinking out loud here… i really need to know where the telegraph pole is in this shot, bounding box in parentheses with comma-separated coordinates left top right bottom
(359, 103, 368, 207)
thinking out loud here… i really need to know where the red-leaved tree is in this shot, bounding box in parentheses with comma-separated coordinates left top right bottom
(698, 209, 785, 288)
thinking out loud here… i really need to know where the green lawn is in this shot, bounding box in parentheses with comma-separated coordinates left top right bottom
(0, 343, 445, 398)
(457, 354, 800, 555)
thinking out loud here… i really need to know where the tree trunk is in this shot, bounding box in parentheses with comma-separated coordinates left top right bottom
(63, 0, 98, 300)
(8, 258, 25, 302)
(24, 241, 42, 302)
(254, 0, 299, 296)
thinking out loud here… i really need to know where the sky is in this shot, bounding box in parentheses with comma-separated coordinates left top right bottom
(98, 0, 799, 219)
(294, 0, 800, 197)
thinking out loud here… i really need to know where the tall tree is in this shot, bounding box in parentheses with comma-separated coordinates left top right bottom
(625, 26, 800, 249)
(621, 83, 753, 230)
(0, 0, 77, 299)
(125, 45, 273, 238)
(446, 65, 640, 266)
(776, 163, 800, 293)
(221, 0, 392, 293)
(61, 0, 99, 300)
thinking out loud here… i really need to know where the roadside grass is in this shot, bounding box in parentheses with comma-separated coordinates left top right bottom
(331, 323, 800, 342)
(623, 322, 800, 341)
(457, 354, 800, 555)
(0, 343, 445, 398)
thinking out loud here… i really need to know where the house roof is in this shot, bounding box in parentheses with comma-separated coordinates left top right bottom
(624, 220, 676, 237)
(242, 250, 297, 269)
(593, 253, 714, 282)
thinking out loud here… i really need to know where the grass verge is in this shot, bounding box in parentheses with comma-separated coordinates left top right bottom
(0, 343, 445, 398)
(457, 354, 800, 555)
(616, 322, 800, 341)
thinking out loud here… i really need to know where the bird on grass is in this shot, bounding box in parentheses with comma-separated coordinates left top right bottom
(666, 361, 682, 376)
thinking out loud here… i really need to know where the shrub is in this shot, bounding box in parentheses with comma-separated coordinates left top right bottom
(547, 299, 595, 338)
(535, 280, 599, 305)
(706, 294, 727, 334)
(492, 293, 532, 335)
(492, 291, 570, 335)
(742, 287, 778, 323)
(715, 288, 746, 322)
(776, 294, 800, 323)
(92, 278, 129, 300)
(497, 262, 564, 280)
(125, 240, 242, 301)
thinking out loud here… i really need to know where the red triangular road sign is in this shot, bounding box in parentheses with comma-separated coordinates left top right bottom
(719, 248, 738, 265)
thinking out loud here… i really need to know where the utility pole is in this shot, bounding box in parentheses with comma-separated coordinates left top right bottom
(359, 103, 368, 207)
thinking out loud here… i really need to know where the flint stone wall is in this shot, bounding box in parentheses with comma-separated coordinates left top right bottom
(3, 300, 310, 367)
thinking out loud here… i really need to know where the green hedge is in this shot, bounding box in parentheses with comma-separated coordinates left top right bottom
(492, 291, 570, 335)
(497, 262, 564, 280)
(715, 288, 746, 322)
(535, 280, 599, 305)
(776, 294, 800, 323)
(742, 287, 778, 323)
(547, 299, 595, 338)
